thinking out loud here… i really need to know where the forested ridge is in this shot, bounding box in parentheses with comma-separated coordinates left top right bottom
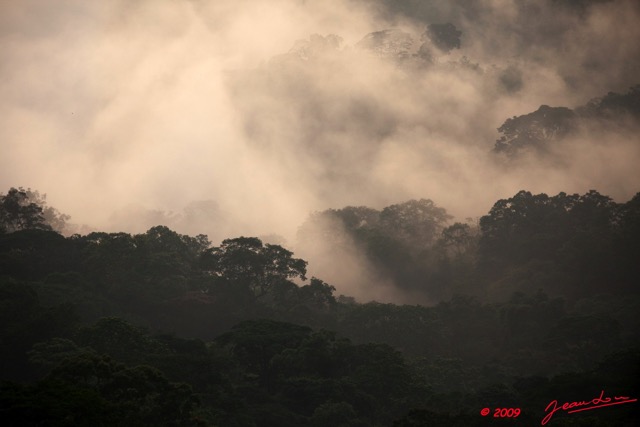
(493, 85, 640, 157)
(3, 0, 640, 425)
(1, 187, 639, 426)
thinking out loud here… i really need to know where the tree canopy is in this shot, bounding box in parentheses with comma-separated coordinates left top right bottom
(201, 237, 308, 299)
(0, 186, 638, 426)
(493, 85, 640, 157)
(0, 188, 69, 234)
(425, 23, 462, 53)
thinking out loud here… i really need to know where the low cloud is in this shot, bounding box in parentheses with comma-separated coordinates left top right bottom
(1, 0, 638, 300)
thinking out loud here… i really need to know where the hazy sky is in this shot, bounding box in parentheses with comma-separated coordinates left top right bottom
(2, 0, 639, 251)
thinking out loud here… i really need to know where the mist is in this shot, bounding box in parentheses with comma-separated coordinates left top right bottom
(2, 0, 639, 302)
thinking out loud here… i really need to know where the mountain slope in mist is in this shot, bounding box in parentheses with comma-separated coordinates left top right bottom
(494, 85, 640, 157)
(1, 0, 639, 250)
(294, 188, 640, 304)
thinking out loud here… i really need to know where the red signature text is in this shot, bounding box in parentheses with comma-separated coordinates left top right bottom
(541, 390, 637, 425)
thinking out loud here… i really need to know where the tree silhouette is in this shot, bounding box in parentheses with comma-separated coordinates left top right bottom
(0, 187, 52, 233)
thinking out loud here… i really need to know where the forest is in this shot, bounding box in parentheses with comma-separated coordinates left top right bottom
(1, 186, 638, 426)
(2, 1, 640, 425)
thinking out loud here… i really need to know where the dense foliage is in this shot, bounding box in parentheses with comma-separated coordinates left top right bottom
(493, 85, 640, 156)
(0, 187, 638, 426)
(0, 188, 69, 235)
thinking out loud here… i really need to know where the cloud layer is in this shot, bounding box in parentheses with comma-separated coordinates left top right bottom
(2, 0, 639, 300)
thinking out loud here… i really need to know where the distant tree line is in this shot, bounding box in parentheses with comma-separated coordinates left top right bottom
(0, 186, 638, 425)
(493, 85, 640, 156)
